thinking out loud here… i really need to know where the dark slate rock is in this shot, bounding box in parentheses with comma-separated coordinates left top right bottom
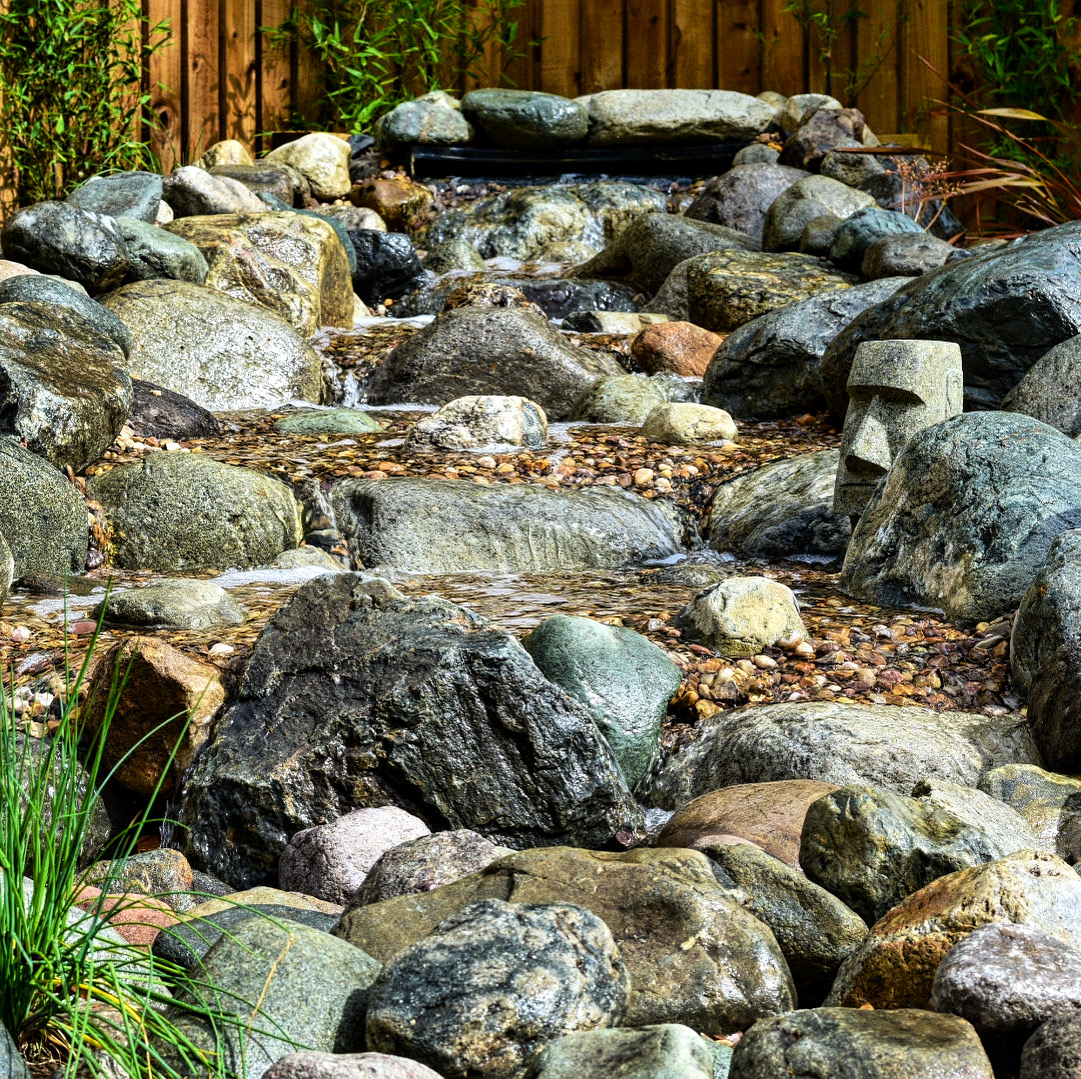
(377, 97, 474, 147)
(153, 904, 339, 970)
(0, 1021, 28, 1079)
(800, 783, 1033, 926)
(778, 106, 873, 172)
(702, 277, 905, 419)
(932, 922, 1081, 1075)
(331, 478, 683, 574)
(0, 273, 132, 357)
(522, 614, 682, 790)
(684, 163, 809, 242)
(210, 162, 302, 205)
(523, 1025, 716, 1079)
(365, 899, 629, 1079)
(821, 222, 1081, 415)
(0, 436, 87, 578)
(1020, 1012, 1081, 1078)
(0, 200, 131, 293)
(356, 830, 508, 906)
(66, 171, 163, 224)
(858, 161, 968, 241)
(177, 575, 642, 888)
(828, 206, 924, 272)
(703, 841, 867, 1004)
(0, 301, 131, 472)
(1029, 648, 1081, 773)
(841, 413, 1081, 623)
(114, 217, 209, 284)
(364, 306, 624, 419)
(347, 230, 425, 306)
(729, 1008, 994, 1079)
(861, 231, 954, 278)
(128, 377, 221, 440)
(461, 89, 588, 149)
(1002, 333, 1081, 436)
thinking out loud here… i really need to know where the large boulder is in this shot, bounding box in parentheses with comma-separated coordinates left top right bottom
(581, 89, 775, 145)
(762, 175, 877, 253)
(705, 449, 851, 559)
(333, 845, 796, 1035)
(365, 899, 628, 1079)
(162, 166, 267, 216)
(178, 575, 642, 887)
(1002, 333, 1081, 436)
(365, 306, 623, 419)
(685, 248, 858, 332)
(405, 395, 547, 451)
(822, 222, 1081, 413)
(0, 436, 88, 578)
(684, 163, 810, 241)
(378, 95, 475, 146)
(0, 300, 131, 471)
(347, 230, 425, 307)
(979, 764, 1081, 863)
(0, 200, 131, 292)
(66, 171, 163, 223)
(826, 851, 1081, 1010)
(461, 89, 589, 149)
(263, 132, 350, 200)
(100, 279, 326, 411)
(88, 452, 304, 572)
(673, 576, 805, 656)
(330, 478, 683, 574)
(524, 1026, 716, 1079)
(113, 217, 210, 285)
(646, 700, 1038, 811)
(841, 413, 1081, 623)
(165, 212, 353, 335)
(702, 278, 906, 418)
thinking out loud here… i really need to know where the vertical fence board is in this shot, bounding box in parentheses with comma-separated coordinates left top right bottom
(146, 0, 184, 171)
(760, 0, 805, 95)
(715, 0, 760, 95)
(625, 0, 668, 88)
(900, 0, 949, 151)
(504, 0, 542, 94)
(222, 0, 257, 145)
(539, 0, 582, 96)
(854, 0, 901, 135)
(186, 0, 221, 157)
(672, 0, 715, 88)
(580, 0, 624, 93)
(292, 0, 324, 125)
(259, 0, 292, 145)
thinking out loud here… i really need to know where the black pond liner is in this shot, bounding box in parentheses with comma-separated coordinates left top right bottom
(407, 141, 749, 179)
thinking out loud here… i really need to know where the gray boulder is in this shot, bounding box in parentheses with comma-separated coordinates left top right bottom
(778, 105, 875, 172)
(113, 217, 209, 284)
(800, 782, 1038, 925)
(277, 807, 431, 906)
(0, 436, 88, 578)
(357, 830, 509, 906)
(88, 452, 304, 572)
(641, 403, 737, 444)
(979, 764, 1081, 863)
(706, 449, 851, 558)
(0, 301, 131, 471)
(264, 133, 351, 201)
(702, 277, 905, 419)
(522, 615, 682, 790)
(100, 279, 326, 411)
(94, 579, 245, 630)
(862, 232, 954, 278)
(365, 306, 623, 419)
(762, 176, 877, 253)
(1002, 333, 1081, 436)
(729, 1008, 993, 1079)
(570, 374, 667, 424)
(0, 1018, 28, 1079)
(405, 395, 547, 451)
(821, 222, 1081, 413)
(365, 899, 629, 1079)
(524, 1025, 716, 1079)
(932, 922, 1081, 1074)
(1028, 650, 1081, 772)
(161, 166, 267, 217)
(264, 1054, 443, 1079)
(646, 700, 1039, 811)
(67, 171, 162, 223)
(0, 200, 131, 292)
(210, 161, 306, 206)
(828, 206, 924, 271)
(331, 478, 682, 574)
(461, 89, 588, 149)
(841, 413, 1081, 623)
(673, 576, 805, 657)
(276, 408, 383, 436)
(378, 97, 474, 146)
(684, 163, 809, 242)
(1020, 1013, 1081, 1078)
(178, 575, 642, 887)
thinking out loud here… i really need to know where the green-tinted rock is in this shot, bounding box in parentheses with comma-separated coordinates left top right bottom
(333, 846, 796, 1035)
(687, 248, 858, 332)
(524, 1024, 716, 1079)
(89, 453, 304, 572)
(703, 841, 868, 1004)
(462, 89, 588, 149)
(114, 216, 209, 284)
(762, 175, 877, 253)
(570, 374, 667, 424)
(979, 763, 1081, 862)
(729, 1008, 993, 1078)
(276, 408, 384, 435)
(583, 90, 775, 146)
(522, 615, 682, 789)
(93, 579, 246, 630)
(378, 97, 474, 146)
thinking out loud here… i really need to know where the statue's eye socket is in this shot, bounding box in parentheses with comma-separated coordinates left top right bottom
(850, 386, 925, 406)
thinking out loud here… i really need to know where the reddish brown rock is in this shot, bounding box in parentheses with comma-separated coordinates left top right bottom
(82, 636, 225, 796)
(826, 850, 1081, 1009)
(655, 779, 838, 869)
(74, 886, 179, 947)
(351, 178, 434, 232)
(631, 321, 724, 378)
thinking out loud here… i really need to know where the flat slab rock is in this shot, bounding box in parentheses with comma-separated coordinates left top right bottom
(178, 575, 641, 888)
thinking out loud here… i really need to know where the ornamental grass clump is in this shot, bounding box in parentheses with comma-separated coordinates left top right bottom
(0, 621, 254, 1079)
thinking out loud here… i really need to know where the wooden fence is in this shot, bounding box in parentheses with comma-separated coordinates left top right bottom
(1, 0, 981, 207)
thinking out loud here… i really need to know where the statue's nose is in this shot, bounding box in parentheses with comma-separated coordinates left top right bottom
(845, 409, 892, 474)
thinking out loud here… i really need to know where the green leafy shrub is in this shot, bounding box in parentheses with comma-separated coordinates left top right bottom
(0, 0, 170, 206)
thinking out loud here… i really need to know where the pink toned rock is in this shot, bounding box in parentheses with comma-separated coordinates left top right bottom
(74, 886, 179, 947)
(265, 1051, 443, 1079)
(631, 321, 724, 378)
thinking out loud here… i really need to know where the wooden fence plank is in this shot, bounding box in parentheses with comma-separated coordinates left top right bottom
(259, 0, 292, 146)
(504, 0, 542, 94)
(186, 0, 221, 157)
(539, 0, 581, 96)
(625, 0, 668, 88)
(292, 0, 324, 125)
(146, 0, 184, 170)
(580, 0, 624, 93)
(715, 0, 760, 95)
(672, 0, 715, 89)
(854, 0, 901, 134)
(760, 0, 805, 96)
(900, 0, 950, 152)
(222, 0, 257, 145)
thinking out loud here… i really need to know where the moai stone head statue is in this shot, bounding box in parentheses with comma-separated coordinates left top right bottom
(834, 339, 963, 518)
